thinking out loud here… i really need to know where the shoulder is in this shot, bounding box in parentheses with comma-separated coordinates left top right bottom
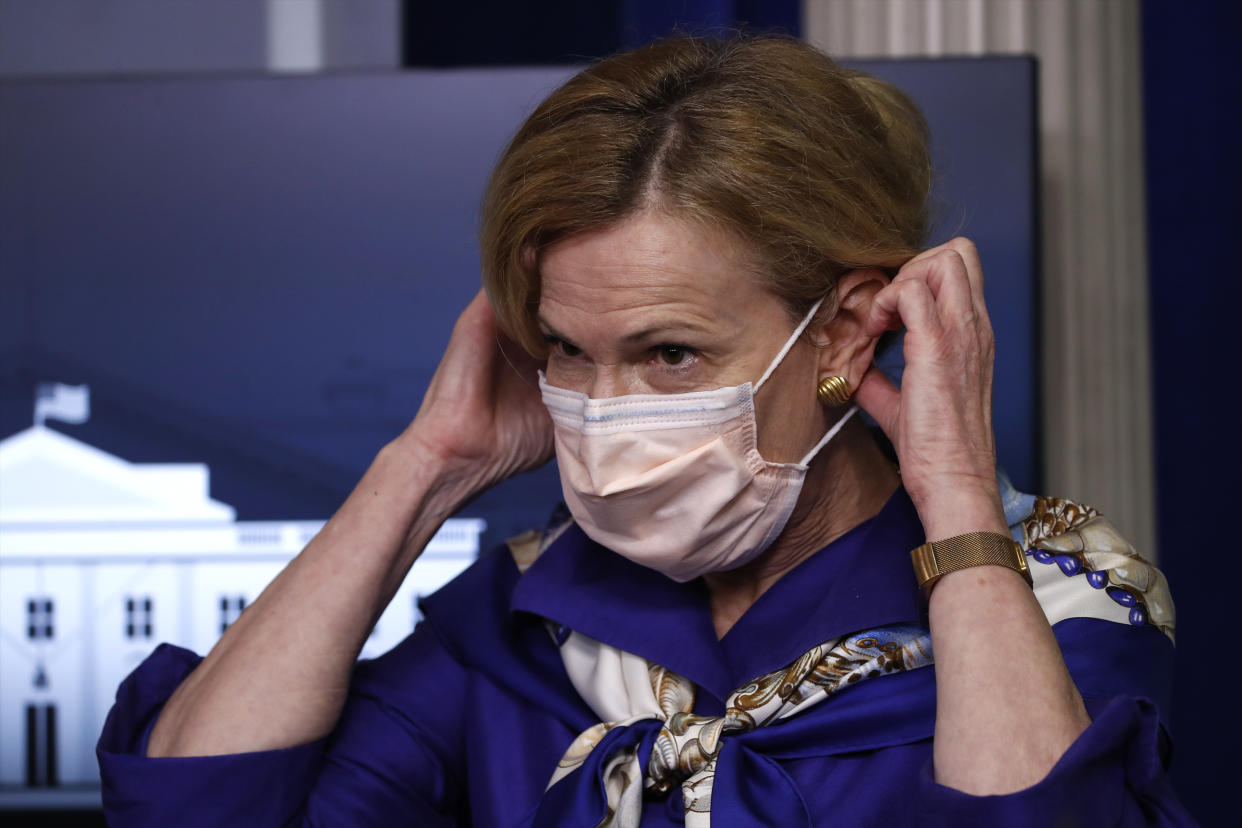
(417, 539, 525, 654)
(1010, 492, 1174, 643)
(1001, 477, 1176, 712)
(419, 509, 575, 631)
(414, 512, 591, 720)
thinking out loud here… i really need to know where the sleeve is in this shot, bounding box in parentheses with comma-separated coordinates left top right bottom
(908, 489, 1194, 824)
(915, 692, 1195, 827)
(97, 622, 471, 827)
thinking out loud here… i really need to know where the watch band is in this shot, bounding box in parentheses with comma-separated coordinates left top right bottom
(910, 531, 1032, 591)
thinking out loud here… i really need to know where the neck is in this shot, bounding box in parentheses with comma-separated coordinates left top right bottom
(702, 419, 900, 639)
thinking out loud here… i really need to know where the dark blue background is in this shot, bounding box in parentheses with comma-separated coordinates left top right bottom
(1141, 1, 1241, 823)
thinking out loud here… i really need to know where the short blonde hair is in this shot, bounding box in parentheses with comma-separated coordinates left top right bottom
(480, 34, 931, 354)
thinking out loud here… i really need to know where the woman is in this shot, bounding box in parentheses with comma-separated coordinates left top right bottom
(99, 35, 1190, 826)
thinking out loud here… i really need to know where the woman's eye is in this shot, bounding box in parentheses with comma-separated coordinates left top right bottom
(656, 345, 693, 366)
(544, 335, 582, 358)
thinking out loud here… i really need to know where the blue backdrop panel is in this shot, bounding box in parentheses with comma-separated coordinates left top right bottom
(846, 57, 1040, 493)
(0, 58, 1037, 552)
(1140, 1, 1242, 822)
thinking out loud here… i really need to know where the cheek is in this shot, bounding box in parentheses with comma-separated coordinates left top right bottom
(753, 361, 823, 463)
(755, 395, 821, 462)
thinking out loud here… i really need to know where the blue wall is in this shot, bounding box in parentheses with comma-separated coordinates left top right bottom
(401, 0, 800, 64)
(1141, 2, 1242, 823)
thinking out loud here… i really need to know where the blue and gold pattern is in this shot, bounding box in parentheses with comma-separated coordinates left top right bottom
(1020, 496, 1175, 641)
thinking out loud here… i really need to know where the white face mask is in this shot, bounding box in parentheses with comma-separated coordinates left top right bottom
(539, 299, 859, 582)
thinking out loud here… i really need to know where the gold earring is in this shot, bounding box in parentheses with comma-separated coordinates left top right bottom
(816, 375, 852, 406)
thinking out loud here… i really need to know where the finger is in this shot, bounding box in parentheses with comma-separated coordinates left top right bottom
(455, 289, 499, 342)
(902, 238, 986, 310)
(866, 278, 941, 338)
(455, 292, 541, 381)
(853, 366, 901, 440)
(431, 292, 519, 409)
(945, 237, 985, 307)
(892, 249, 975, 326)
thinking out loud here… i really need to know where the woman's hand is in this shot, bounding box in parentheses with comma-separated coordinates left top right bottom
(403, 290, 554, 497)
(853, 237, 1007, 541)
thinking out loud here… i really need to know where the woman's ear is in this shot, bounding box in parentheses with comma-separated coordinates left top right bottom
(812, 268, 891, 395)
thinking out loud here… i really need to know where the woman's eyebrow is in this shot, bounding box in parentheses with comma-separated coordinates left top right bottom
(620, 320, 715, 344)
(621, 325, 685, 344)
(536, 316, 577, 345)
(538, 316, 713, 346)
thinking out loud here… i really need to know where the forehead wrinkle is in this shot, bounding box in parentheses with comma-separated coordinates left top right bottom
(541, 274, 735, 336)
(537, 210, 776, 348)
(542, 250, 748, 318)
(543, 270, 735, 324)
(540, 300, 725, 349)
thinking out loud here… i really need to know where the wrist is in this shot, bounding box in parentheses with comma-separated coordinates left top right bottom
(387, 426, 496, 514)
(925, 563, 1040, 633)
(909, 481, 1008, 542)
(912, 531, 1030, 594)
(357, 435, 474, 568)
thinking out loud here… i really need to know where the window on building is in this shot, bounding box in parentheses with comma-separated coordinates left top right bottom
(124, 596, 154, 639)
(219, 595, 247, 634)
(26, 598, 53, 640)
(25, 703, 58, 787)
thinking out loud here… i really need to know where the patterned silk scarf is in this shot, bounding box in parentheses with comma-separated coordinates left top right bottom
(544, 624, 934, 827)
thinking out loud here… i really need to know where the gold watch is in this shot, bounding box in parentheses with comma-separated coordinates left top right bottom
(910, 531, 1032, 591)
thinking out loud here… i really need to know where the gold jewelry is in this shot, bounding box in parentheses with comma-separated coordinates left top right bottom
(910, 531, 1033, 591)
(816, 375, 852, 406)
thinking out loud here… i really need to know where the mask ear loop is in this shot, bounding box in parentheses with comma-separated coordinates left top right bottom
(753, 296, 827, 394)
(748, 296, 860, 466)
(799, 404, 860, 465)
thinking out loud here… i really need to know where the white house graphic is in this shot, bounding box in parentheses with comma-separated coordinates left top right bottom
(0, 422, 484, 797)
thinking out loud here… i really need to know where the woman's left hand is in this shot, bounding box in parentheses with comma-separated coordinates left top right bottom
(853, 237, 1007, 541)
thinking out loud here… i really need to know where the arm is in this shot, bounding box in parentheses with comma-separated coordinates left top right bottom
(856, 238, 1091, 795)
(923, 510, 1092, 795)
(147, 291, 552, 758)
(100, 620, 471, 826)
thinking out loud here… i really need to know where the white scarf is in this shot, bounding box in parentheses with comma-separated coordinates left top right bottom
(547, 624, 934, 826)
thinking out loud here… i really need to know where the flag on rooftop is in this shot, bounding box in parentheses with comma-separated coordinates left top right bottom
(34, 383, 90, 427)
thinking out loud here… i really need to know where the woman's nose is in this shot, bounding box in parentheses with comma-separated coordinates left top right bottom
(587, 367, 631, 399)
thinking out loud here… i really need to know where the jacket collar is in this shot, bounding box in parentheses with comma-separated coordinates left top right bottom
(511, 487, 926, 705)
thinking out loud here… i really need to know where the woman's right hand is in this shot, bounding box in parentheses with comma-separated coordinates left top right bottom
(403, 290, 554, 497)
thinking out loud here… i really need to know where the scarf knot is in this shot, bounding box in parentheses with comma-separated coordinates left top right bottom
(541, 625, 934, 827)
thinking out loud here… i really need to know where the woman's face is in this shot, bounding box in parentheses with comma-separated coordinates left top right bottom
(538, 209, 828, 464)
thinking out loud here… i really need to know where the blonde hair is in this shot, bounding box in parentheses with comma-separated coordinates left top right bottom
(480, 34, 931, 354)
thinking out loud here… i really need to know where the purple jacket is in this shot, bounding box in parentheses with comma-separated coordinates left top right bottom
(97, 488, 1195, 826)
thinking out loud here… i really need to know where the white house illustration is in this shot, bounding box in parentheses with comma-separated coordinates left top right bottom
(0, 400, 484, 797)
